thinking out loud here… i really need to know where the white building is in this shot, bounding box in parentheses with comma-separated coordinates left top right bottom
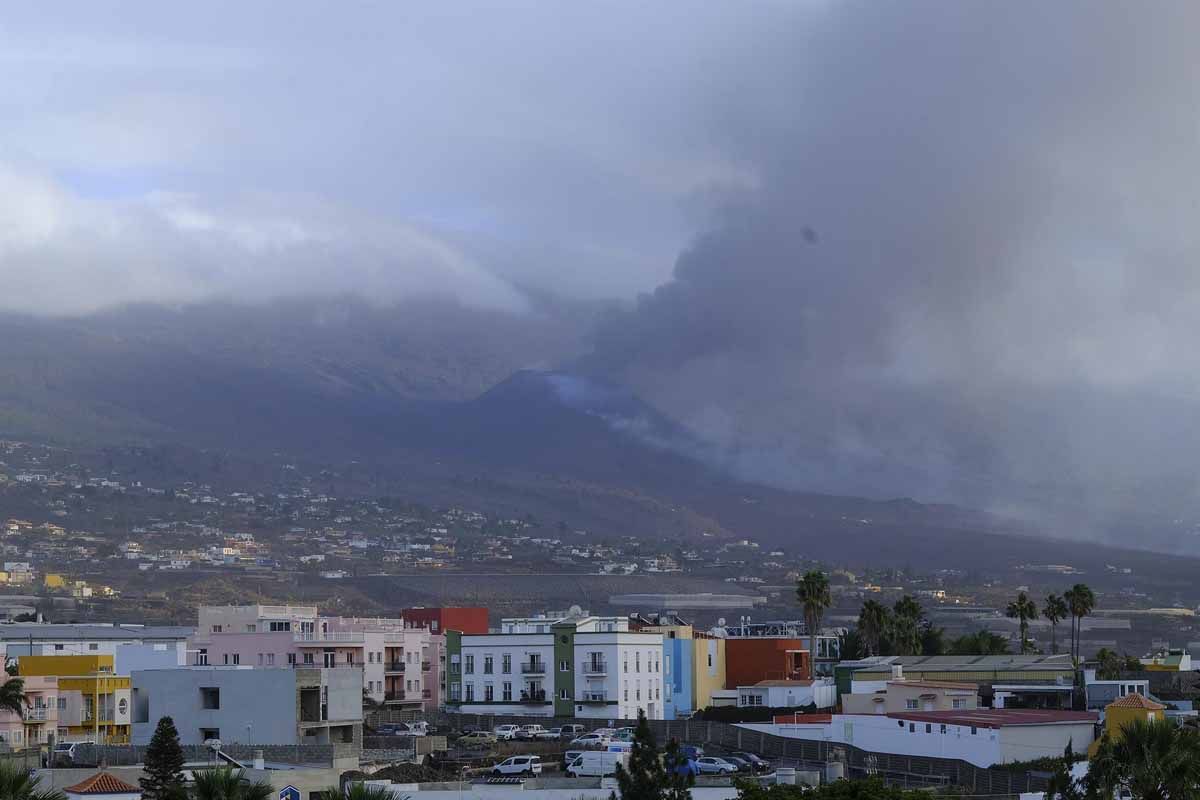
(451, 614, 665, 719)
(736, 679, 836, 710)
(738, 709, 1097, 768)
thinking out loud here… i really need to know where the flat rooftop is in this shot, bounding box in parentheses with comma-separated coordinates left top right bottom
(887, 709, 1097, 728)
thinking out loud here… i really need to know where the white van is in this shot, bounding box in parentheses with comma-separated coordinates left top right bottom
(492, 755, 543, 776)
(568, 751, 630, 778)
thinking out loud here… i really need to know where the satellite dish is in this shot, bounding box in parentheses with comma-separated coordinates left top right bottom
(568, 604, 583, 617)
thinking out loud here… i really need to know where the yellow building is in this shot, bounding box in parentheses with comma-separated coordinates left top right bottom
(18, 655, 131, 744)
(1089, 693, 1165, 757)
(692, 634, 726, 711)
(43, 574, 65, 589)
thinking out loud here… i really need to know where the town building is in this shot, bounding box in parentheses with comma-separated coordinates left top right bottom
(192, 606, 443, 712)
(835, 654, 1075, 699)
(714, 619, 841, 677)
(19, 655, 132, 744)
(629, 613, 726, 717)
(736, 680, 836, 710)
(724, 637, 810, 689)
(402, 607, 489, 635)
(447, 613, 665, 720)
(0, 674, 58, 748)
(740, 708, 1097, 768)
(0, 624, 191, 673)
(841, 679, 978, 715)
(131, 665, 362, 747)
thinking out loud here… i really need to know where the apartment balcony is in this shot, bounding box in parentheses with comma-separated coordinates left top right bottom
(421, 661, 431, 672)
(23, 708, 50, 722)
(384, 691, 407, 703)
(582, 661, 608, 675)
(385, 662, 406, 673)
(295, 631, 365, 643)
(422, 689, 432, 699)
(520, 662, 547, 675)
(519, 689, 549, 704)
(577, 692, 609, 704)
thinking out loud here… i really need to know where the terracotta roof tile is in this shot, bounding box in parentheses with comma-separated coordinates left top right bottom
(64, 772, 140, 795)
(1108, 693, 1165, 710)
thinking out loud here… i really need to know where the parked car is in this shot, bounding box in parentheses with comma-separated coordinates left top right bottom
(570, 733, 611, 748)
(457, 731, 497, 749)
(609, 730, 634, 742)
(492, 755, 543, 776)
(393, 721, 428, 737)
(722, 755, 752, 773)
(375, 723, 403, 735)
(562, 750, 585, 770)
(695, 757, 739, 775)
(567, 751, 630, 777)
(494, 724, 521, 741)
(52, 741, 90, 766)
(515, 724, 548, 740)
(730, 752, 771, 773)
(559, 724, 587, 738)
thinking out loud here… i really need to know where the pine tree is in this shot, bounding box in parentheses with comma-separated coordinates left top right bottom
(613, 712, 667, 800)
(141, 716, 186, 800)
(661, 737, 694, 800)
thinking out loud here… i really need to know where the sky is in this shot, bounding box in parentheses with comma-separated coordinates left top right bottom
(5, 2, 1200, 525)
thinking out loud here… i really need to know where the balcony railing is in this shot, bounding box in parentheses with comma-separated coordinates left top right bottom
(421, 661, 431, 672)
(384, 691, 406, 702)
(23, 708, 49, 721)
(385, 662, 406, 673)
(520, 689, 548, 704)
(577, 692, 608, 703)
(295, 631, 365, 643)
(582, 661, 608, 675)
(521, 662, 546, 674)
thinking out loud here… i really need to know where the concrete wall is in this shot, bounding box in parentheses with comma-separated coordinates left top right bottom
(998, 723, 1095, 763)
(325, 666, 365, 722)
(131, 667, 299, 746)
(116, 642, 187, 673)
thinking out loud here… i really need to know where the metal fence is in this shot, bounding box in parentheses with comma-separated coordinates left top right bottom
(394, 711, 1047, 796)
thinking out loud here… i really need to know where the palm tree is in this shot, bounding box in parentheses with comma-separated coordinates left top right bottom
(1006, 592, 1038, 654)
(0, 678, 26, 718)
(1042, 594, 1068, 655)
(1064, 584, 1096, 662)
(1088, 717, 1200, 800)
(890, 596, 924, 656)
(192, 768, 274, 800)
(327, 784, 399, 800)
(857, 600, 889, 656)
(796, 570, 831, 666)
(0, 761, 66, 800)
(949, 630, 1009, 656)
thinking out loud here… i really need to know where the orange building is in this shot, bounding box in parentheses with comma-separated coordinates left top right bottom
(724, 638, 810, 688)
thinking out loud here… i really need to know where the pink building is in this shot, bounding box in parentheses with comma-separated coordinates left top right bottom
(0, 675, 58, 747)
(191, 606, 443, 712)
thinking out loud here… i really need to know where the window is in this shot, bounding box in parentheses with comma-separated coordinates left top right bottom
(303, 653, 314, 665)
(559, 688, 568, 700)
(232, 653, 240, 665)
(624, 687, 629, 701)
(269, 621, 291, 632)
(450, 682, 461, 701)
(246, 624, 256, 633)
(88, 643, 99, 651)
(57, 698, 66, 711)
(368, 652, 375, 663)
(465, 683, 474, 702)
(636, 688, 641, 701)
(267, 653, 275, 666)
(635, 653, 640, 672)
(483, 656, 494, 674)
(54, 644, 64, 651)
(484, 684, 494, 702)
(223, 654, 229, 665)
(197, 648, 209, 666)
(465, 655, 475, 675)
(655, 658, 660, 673)
(656, 686, 660, 700)
(908, 723, 915, 732)
(502, 682, 512, 701)
(970, 726, 977, 735)
(559, 660, 570, 672)
(346, 652, 353, 665)
(707, 652, 713, 668)
(925, 724, 932, 733)
(665, 655, 670, 674)
(200, 688, 220, 710)
(211, 625, 223, 633)
(288, 653, 297, 665)
(952, 699, 965, 709)
(624, 658, 628, 674)
(905, 699, 919, 710)
(502, 654, 512, 674)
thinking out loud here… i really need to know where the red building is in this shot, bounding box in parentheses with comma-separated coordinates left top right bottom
(724, 638, 811, 688)
(402, 606, 489, 634)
